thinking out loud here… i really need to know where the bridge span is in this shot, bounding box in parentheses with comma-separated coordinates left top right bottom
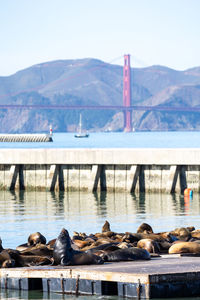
(0, 104, 199, 112)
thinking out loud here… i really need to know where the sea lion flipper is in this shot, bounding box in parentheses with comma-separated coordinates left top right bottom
(61, 257, 71, 266)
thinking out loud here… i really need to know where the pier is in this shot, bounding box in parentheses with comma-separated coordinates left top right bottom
(0, 134, 52, 143)
(1, 255, 200, 298)
(0, 148, 199, 192)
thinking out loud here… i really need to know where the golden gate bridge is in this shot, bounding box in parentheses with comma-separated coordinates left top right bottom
(0, 54, 199, 132)
(0, 104, 199, 112)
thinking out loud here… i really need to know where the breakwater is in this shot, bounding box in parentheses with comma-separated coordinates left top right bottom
(0, 148, 200, 192)
(0, 134, 52, 142)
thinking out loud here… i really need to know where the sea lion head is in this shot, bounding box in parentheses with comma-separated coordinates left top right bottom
(58, 228, 72, 249)
(28, 232, 46, 246)
(137, 238, 160, 254)
(53, 228, 74, 266)
(102, 221, 111, 233)
(137, 223, 153, 234)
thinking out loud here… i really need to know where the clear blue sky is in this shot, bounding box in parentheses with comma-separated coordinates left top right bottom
(1, 0, 200, 75)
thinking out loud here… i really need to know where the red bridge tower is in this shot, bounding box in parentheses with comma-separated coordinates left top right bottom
(123, 54, 132, 132)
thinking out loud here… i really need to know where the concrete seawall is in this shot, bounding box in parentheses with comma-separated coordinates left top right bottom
(0, 148, 200, 193)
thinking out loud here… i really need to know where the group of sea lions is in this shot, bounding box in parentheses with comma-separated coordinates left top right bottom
(1, 221, 200, 268)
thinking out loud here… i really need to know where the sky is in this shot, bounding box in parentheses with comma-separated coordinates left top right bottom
(1, 0, 200, 76)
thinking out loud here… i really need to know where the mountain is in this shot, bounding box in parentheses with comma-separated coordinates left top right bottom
(0, 58, 200, 133)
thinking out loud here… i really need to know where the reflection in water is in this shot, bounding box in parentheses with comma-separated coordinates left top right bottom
(131, 192, 146, 214)
(93, 191, 107, 218)
(0, 190, 200, 249)
(2, 289, 200, 300)
(0, 289, 107, 299)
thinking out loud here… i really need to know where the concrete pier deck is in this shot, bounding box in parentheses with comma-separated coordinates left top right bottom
(1, 255, 200, 298)
(0, 148, 200, 192)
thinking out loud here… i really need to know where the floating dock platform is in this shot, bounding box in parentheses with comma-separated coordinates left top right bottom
(0, 134, 53, 142)
(1, 255, 200, 298)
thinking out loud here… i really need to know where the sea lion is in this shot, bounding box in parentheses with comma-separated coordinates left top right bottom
(95, 232, 115, 239)
(85, 242, 119, 254)
(72, 239, 92, 249)
(102, 220, 111, 232)
(16, 243, 29, 252)
(159, 240, 173, 253)
(86, 244, 120, 257)
(28, 232, 46, 246)
(6, 249, 53, 267)
(191, 230, 200, 239)
(187, 226, 195, 232)
(71, 252, 104, 265)
(137, 238, 160, 253)
(137, 223, 153, 234)
(170, 227, 191, 240)
(118, 242, 132, 249)
(122, 232, 142, 243)
(18, 255, 52, 267)
(0, 250, 15, 268)
(53, 228, 104, 266)
(103, 247, 151, 262)
(53, 228, 74, 265)
(169, 242, 200, 254)
(20, 244, 53, 259)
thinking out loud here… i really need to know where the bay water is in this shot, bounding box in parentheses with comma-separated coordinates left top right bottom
(0, 131, 200, 299)
(1, 131, 200, 149)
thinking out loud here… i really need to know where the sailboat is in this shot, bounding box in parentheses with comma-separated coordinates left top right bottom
(74, 114, 89, 138)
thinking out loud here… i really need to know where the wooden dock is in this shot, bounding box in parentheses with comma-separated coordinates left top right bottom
(1, 255, 200, 298)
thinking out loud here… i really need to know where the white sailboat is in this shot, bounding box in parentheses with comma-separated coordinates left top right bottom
(74, 114, 89, 138)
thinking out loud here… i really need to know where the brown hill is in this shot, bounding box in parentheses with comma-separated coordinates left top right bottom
(0, 59, 200, 132)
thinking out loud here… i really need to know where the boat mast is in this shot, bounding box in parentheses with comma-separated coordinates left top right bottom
(79, 113, 82, 133)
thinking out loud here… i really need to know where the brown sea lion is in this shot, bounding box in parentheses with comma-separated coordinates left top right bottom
(170, 227, 191, 240)
(95, 232, 114, 239)
(6, 249, 52, 267)
(85, 242, 119, 254)
(72, 239, 92, 249)
(122, 232, 142, 243)
(103, 247, 151, 262)
(137, 238, 160, 253)
(0, 250, 15, 268)
(20, 244, 53, 258)
(53, 228, 104, 266)
(169, 242, 200, 254)
(191, 230, 200, 239)
(159, 240, 173, 253)
(187, 226, 195, 232)
(102, 220, 111, 232)
(47, 239, 56, 248)
(86, 244, 120, 257)
(118, 242, 132, 249)
(19, 255, 52, 266)
(137, 223, 153, 234)
(139, 233, 170, 242)
(16, 243, 29, 252)
(73, 232, 87, 239)
(28, 232, 46, 246)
